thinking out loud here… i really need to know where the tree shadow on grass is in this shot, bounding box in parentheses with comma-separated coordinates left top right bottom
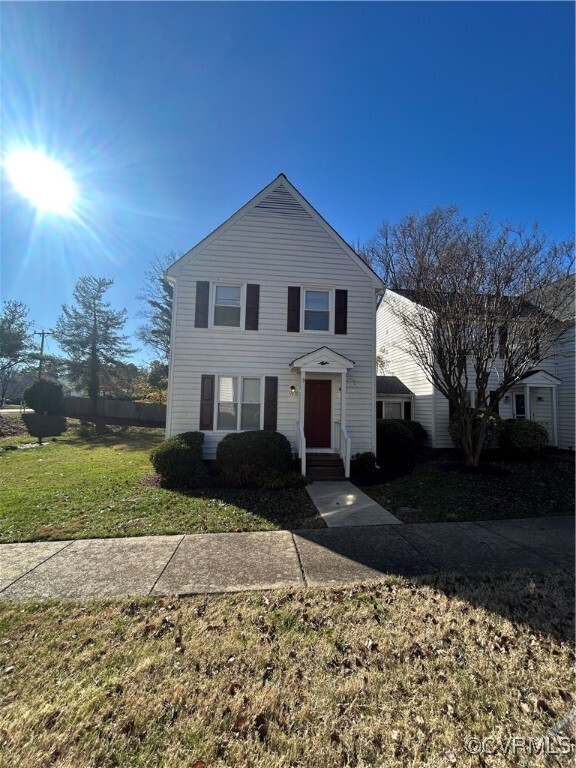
(59, 424, 164, 453)
(143, 470, 325, 531)
(293, 516, 575, 644)
(415, 569, 575, 646)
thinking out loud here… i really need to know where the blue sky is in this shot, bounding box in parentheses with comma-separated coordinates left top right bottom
(1, 1, 574, 364)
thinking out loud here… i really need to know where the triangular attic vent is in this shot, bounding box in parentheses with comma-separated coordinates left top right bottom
(254, 184, 312, 218)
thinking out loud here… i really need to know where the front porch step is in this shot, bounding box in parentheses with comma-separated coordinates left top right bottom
(306, 453, 345, 480)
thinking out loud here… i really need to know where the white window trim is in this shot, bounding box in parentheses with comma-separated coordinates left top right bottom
(210, 282, 246, 330)
(301, 286, 334, 334)
(214, 375, 265, 432)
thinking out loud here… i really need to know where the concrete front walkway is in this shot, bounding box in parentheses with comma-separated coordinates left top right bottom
(306, 481, 402, 526)
(0, 516, 573, 600)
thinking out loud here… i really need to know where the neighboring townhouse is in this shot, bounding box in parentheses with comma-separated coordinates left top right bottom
(165, 174, 385, 477)
(525, 275, 575, 451)
(376, 280, 575, 450)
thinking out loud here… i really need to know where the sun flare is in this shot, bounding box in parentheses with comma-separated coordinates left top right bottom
(5, 148, 77, 216)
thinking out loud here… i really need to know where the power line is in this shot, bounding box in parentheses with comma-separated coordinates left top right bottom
(33, 330, 53, 379)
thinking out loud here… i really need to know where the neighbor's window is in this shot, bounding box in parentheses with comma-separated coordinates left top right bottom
(241, 378, 261, 430)
(384, 402, 403, 419)
(217, 376, 262, 430)
(304, 290, 330, 331)
(214, 285, 242, 327)
(217, 376, 238, 430)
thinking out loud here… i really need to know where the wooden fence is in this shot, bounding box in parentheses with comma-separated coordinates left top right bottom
(63, 397, 166, 427)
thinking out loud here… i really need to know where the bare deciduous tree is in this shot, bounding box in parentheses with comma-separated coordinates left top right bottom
(136, 253, 175, 363)
(365, 207, 574, 465)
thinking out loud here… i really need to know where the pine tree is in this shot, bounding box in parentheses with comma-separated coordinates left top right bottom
(54, 277, 135, 404)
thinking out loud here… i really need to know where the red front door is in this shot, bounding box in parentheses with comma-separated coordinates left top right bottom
(305, 380, 332, 448)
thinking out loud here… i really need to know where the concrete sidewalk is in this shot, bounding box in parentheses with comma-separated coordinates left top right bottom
(306, 481, 402, 526)
(0, 516, 573, 600)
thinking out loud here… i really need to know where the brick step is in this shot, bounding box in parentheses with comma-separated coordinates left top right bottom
(306, 454, 345, 480)
(306, 453, 343, 466)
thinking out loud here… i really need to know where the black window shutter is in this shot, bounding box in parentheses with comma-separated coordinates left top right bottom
(287, 287, 300, 332)
(335, 290, 348, 334)
(245, 284, 260, 331)
(199, 375, 215, 430)
(263, 377, 278, 431)
(195, 281, 210, 328)
(404, 401, 412, 420)
(376, 401, 383, 419)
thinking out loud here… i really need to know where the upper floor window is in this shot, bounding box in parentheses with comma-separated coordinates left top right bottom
(214, 285, 242, 327)
(304, 289, 331, 331)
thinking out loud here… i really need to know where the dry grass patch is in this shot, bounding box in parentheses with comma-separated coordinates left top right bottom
(0, 570, 574, 767)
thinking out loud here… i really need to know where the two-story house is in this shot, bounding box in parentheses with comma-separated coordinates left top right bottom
(165, 174, 385, 477)
(376, 280, 575, 450)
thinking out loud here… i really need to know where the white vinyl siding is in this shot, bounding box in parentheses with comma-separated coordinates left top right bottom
(376, 292, 436, 445)
(167, 183, 379, 459)
(555, 327, 575, 450)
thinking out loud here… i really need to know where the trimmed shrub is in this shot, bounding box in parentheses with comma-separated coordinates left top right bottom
(149, 431, 207, 487)
(176, 431, 205, 450)
(500, 419, 549, 454)
(352, 452, 378, 473)
(22, 414, 67, 439)
(448, 412, 504, 451)
(23, 379, 63, 415)
(217, 430, 292, 486)
(387, 419, 428, 444)
(376, 419, 416, 465)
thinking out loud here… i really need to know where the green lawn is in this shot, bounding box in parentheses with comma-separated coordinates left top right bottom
(0, 571, 573, 768)
(0, 422, 322, 543)
(1, 416, 573, 543)
(361, 457, 575, 523)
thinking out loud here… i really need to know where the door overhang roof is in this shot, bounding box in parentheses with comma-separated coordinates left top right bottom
(517, 369, 561, 387)
(290, 346, 355, 373)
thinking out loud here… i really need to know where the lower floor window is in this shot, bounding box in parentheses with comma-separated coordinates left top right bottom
(384, 402, 403, 420)
(217, 376, 262, 430)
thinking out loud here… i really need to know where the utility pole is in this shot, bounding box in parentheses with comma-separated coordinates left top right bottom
(34, 330, 53, 380)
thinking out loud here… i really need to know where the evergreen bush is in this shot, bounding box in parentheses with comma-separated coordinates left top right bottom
(376, 419, 416, 465)
(149, 431, 207, 486)
(23, 379, 64, 415)
(500, 419, 549, 454)
(217, 430, 292, 486)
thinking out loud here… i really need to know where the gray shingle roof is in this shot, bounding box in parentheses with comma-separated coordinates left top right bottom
(376, 376, 414, 396)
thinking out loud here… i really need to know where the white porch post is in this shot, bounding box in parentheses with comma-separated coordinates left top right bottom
(340, 371, 347, 430)
(299, 369, 306, 476)
(524, 384, 531, 421)
(299, 370, 305, 429)
(551, 386, 558, 446)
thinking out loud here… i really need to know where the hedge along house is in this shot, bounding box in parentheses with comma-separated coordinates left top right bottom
(165, 174, 385, 478)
